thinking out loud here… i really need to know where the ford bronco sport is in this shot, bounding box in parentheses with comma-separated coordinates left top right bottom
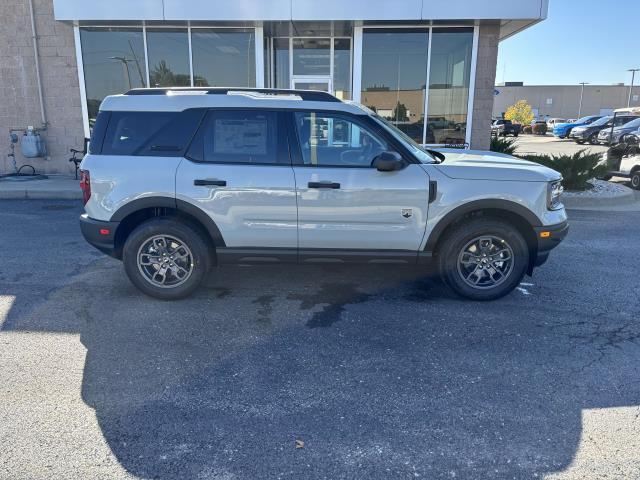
(79, 88, 568, 301)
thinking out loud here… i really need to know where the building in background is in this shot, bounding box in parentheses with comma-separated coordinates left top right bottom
(493, 83, 640, 120)
(1, 0, 549, 174)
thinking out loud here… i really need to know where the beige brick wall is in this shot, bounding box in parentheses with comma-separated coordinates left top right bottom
(470, 22, 500, 151)
(0, 0, 84, 175)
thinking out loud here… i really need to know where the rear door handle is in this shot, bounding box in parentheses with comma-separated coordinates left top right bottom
(308, 181, 340, 189)
(194, 179, 226, 187)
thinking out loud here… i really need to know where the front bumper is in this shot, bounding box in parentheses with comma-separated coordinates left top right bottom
(569, 130, 587, 139)
(80, 214, 120, 258)
(533, 220, 569, 267)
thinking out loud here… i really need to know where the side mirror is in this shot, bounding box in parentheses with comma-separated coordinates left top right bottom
(372, 151, 404, 172)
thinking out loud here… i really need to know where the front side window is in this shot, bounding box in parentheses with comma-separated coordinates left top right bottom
(188, 110, 281, 164)
(294, 112, 388, 167)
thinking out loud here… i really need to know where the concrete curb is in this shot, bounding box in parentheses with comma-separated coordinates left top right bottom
(0, 176, 82, 200)
(562, 187, 636, 208)
(0, 189, 82, 200)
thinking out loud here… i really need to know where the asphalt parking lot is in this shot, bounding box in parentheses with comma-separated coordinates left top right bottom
(1, 200, 640, 479)
(513, 134, 609, 157)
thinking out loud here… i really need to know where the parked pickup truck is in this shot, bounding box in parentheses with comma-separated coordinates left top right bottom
(491, 119, 521, 137)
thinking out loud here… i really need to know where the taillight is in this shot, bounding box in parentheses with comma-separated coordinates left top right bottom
(79, 169, 91, 205)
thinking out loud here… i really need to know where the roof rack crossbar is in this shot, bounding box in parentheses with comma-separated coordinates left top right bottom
(124, 87, 341, 102)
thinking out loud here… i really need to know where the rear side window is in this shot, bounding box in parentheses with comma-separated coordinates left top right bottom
(88, 111, 110, 154)
(187, 110, 285, 164)
(101, 109, 204, 156)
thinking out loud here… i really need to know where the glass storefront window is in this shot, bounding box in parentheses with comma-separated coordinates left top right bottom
(80, 27, 146, 124)
(427, 29, 473, 145)
(274, 38, 290, 89)
(333, 39, 351, 100)
(191, 29, 255, 87)
(146, 28, 190, 87)
(360, 29, 428, 143)
(292, 38, 331, 76)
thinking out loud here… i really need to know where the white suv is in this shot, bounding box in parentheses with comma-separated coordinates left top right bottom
(79, 88, 568, 301)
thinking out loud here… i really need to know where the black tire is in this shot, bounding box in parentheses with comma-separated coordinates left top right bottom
(589, 133, 599, 145)
(575, 139, 585, 145)
(514, 132, 519, 137)
(438, 217, 529, 301)
(600, 174, 612, 181)
(122, 218, 211, 300)
(631, 171, 640, 190)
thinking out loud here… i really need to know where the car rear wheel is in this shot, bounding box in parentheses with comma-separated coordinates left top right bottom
(123, 218, 211, 300)
(438, 218, 529, 301)
(631, 171, 640, 190)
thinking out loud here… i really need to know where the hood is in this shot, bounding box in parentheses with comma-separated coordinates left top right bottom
(431, 149, 561, 182)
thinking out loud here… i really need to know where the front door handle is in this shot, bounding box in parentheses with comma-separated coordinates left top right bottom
(308, 181, 340, 189)
(194, 179, 226, 187)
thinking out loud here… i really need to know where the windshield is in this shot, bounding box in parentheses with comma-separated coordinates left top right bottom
(371, 114, 436, 163)
(619, 117, 640, 129)
(576, 116, 596, 124)
(590, 116, 612, 126)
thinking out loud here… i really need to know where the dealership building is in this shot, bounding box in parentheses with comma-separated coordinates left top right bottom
(1, 0, 548, 174)
(493, 83, 640, 121)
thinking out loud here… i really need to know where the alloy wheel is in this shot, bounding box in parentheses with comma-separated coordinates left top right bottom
(456, 236, 514, 290)
(136, 235, 194, 288)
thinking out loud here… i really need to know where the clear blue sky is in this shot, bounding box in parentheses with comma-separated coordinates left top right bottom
(496, 0, 640, 86)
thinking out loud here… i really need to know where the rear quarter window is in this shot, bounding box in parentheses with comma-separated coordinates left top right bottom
(101, 109, 205, 156)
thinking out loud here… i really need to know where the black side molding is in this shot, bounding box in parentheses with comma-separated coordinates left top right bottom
(194, 179, 227, 187)
(308, 181, 340, 189)
(429, 181, 437, 203)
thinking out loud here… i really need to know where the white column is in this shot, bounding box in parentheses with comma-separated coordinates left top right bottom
(351, 25, 363, 102)
(465, 24, 480, 147)
(142, 22, 150, 87)
(188, 22, 194, 87)
(73, 24, 90, 139)
(255, 25, 265, 88)
(422, 28, 433, 145)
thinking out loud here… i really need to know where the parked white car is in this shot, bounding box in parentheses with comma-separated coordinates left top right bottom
(606, 134, 640, 189)
(79, 87, 568, 301)
(546, 118, 566, 130)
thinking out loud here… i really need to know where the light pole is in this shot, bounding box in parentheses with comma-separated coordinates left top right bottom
(628, 68, 639, 107)
(109, 56, 133, 90)
(578, 82, 588, 118)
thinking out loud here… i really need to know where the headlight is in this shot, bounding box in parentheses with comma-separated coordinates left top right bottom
(547, 180, 564, 210)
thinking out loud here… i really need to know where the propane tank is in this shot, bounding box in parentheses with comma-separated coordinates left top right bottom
(20, 127, 47, 158)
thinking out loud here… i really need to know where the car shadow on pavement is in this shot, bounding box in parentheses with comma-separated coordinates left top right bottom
(4, 250, 640, 479)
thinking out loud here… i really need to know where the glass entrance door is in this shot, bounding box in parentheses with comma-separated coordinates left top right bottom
(270, 35, 351, 99)
(292, 77, 332, 93)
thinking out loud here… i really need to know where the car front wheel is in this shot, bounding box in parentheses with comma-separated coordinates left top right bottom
(438, 218, 529, 301)
(589, 133, 599, 145)
(122, 218, 211, 300)
(631, 171, 640, 190)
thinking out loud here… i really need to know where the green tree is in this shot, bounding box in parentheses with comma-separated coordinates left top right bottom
(504, 99, 534, 125)
(393, 102, 409, 122)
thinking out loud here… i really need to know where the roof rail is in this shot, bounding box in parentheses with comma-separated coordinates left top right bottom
(124, 87, 341, 103)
